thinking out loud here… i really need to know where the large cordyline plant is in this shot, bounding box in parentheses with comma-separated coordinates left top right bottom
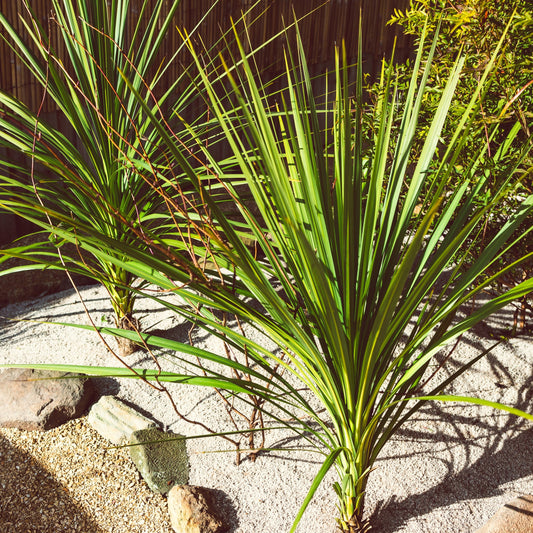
(2, 14, 533, 533)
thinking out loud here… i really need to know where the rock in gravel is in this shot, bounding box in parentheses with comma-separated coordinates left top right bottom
(168, 485, 227, 533)
(129, 428, 189, 494)
(474, 495, 533, 533)
(0, 367, 95, 430)
(87, 395, 158, 445)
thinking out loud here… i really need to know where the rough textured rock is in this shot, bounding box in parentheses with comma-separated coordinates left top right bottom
(168, 485, 227, 533)
(0, 368, 95, 430)
(87, 395, 158, 445)
(129, 428, 189, 494)
(474, 495, 533, 533)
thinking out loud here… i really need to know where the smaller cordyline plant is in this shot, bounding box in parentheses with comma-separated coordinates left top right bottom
(0, 0, 302, 460)
(0, 0, 224, 355)
(3, 16, 533, 533)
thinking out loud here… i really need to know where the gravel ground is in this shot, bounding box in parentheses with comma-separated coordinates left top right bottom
(0, 419, 173, 533)
(0, 285, 532, 533)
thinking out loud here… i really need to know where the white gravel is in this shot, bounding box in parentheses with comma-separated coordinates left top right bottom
(0, 284, 532, 532)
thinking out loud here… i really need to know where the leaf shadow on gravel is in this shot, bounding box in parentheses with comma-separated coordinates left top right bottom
(0, 434, 104, 533)
(368, 380, 533, 533)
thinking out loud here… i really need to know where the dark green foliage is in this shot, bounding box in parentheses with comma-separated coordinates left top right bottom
(0, 0, 190, 355)
(373, 0, 533, 328)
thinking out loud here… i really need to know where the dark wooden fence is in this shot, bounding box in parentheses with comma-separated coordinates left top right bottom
(0, 0, 411, 243)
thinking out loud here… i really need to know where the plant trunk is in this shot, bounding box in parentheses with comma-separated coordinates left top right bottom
(342, 514, 372, 533)
(338, 493, 371, 533)
(115, 314, 141, 357)
(336, 449, 373, 533)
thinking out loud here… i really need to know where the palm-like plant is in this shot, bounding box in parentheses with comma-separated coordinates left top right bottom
(0, 0, 202, 354)
(150, 28, 533, 532)
(3, 18, 532, 533)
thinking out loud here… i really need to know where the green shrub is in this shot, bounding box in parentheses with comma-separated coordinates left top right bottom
(374, 0, 533, 329)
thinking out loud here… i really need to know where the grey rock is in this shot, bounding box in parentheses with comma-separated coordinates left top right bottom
(87, 395, 158, 445)
(474, 495, 533, 533)
(129, 428, 189, 494)
(168, 485, 227, 533)
(0, 368, 94, 430)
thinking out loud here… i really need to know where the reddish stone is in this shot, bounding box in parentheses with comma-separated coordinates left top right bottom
(0, 368, 94, 430)
(168, 485, 227, 533)
(474, 495, 533, 533)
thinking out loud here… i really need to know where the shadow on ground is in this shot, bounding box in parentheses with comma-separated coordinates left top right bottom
(369, 381, 533, 532)
(0, 434, 104, 533)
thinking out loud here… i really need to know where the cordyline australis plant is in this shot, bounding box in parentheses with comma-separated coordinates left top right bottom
(0, 0, 218, 355)
(4, 20, 533, 533)
(0, 0, 313, 460)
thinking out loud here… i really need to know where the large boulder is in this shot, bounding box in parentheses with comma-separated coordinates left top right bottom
(168, 485, 227, 533)
(474, 495, 533, 533)
(0, 368, 95, 430)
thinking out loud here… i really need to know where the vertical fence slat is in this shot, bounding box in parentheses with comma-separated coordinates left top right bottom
(0, 0, 412, 242)
(1, 0, 411, 114)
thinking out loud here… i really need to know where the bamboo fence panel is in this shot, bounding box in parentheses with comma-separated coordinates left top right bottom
(0, 0, 411, 242)
(0, 0, 411, 112)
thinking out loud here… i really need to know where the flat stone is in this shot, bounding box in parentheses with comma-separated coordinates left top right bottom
(168, 485, 227, 533)
(474, 495, 533, 533)
(129, 428, 189, 494)
(0, 368, 94, 430)
(87, 395, 158, 445)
